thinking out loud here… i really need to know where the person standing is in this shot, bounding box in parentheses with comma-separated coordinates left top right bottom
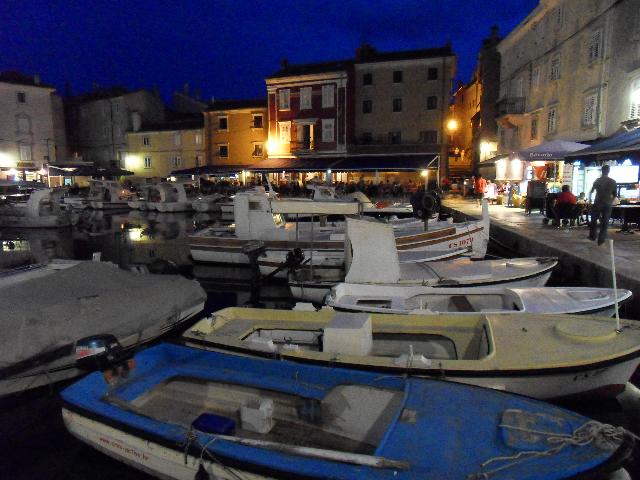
(506, 182, 514, 207)
(473, 173, 487, 206)
(588, 165, 617, 245)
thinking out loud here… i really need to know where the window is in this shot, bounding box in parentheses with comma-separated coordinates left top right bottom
(218, 116, 228, 130)
(362, 73, 373, 85)
(583, 94, 598, 126)
(427, 96, 438, 110)
(392, 98, 403, 112)
(515, 77, 524, 97)
(114, 102, 120, 113)
(550, 58, 561, 81)
(531, 117, 539, 140)
(172, 156, 182, 168)
(252, 143, 264, 157)
(279, 89, 290, 110)
(16, 92, 26, 103)
(195, 155, 203, 167)
(19, 144, 31, 161)
(219, 144, 229, 157)
(388, 131, 401, 144)
(102, 125, 109, 137)
(322, 119, 335, 142)
(547, 107, 558, 134)
(143, 136, 150, 146)
(194, 133, 202, 145)
(17, 116, 30, 134)
(174, 133, 181, 146)
(361, 132, 373, 144)
(427, 68, 438, 80)
(144, 156, 152, 169)
(362, 99, 372, 114)
(393, 70, 403, 83)
(322, 84, 335, 108)
(278, 121, 291, 143)
(532, 67, 541, 89)
(300, 87, 312, 110)
(252, 114, 263, 128)
(630, 79, 640, 119)
(589, 29, 603, 61)
(419, 130, 438, 143)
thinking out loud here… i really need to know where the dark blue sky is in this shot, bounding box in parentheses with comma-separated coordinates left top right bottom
(1, 0, 538, 103)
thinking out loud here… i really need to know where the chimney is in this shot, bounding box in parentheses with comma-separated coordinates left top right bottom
(33, 74, 41, 85)
(183, 82, 190, 96)
(280, 58, 288, 70)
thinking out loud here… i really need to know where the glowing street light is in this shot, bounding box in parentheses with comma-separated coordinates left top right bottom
(446, 118, 459, 133)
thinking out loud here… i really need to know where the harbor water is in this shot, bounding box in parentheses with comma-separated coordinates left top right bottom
(1, 209, 639, 479)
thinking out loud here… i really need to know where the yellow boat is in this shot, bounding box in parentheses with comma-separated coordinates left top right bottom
(183, 307, 640, 400)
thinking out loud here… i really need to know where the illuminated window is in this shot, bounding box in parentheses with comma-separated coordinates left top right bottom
(362, 73, 373, 85)
(393, 71, 403, 83)
(582, 94, 598, 126)
(16, 92, 26, 103)
(392, 98, 402, 112)
(588, 29, 603, 61)
(194, 133, 202, 145)
(427, 68, 438, 81)
(322, 84, 335, 108)
(219, 144, 229, 157)
(144, 156, 152, 168)
(322, 119, 334, 142)
(547, 107, 558, 134)
(218, 116, 228, 130)
(427, 96, 438, 110)
(300, 87, 312, 110)
(362, 99, 372, 114)
(278, 121, 291, 143)
(252, 143, 264, 157)
(279, 89, 290, 110)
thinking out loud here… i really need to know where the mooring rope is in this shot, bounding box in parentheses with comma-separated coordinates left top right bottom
(467, 420, 627, 479)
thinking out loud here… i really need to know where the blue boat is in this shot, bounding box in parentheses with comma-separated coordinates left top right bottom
(60, 343, 634, 479)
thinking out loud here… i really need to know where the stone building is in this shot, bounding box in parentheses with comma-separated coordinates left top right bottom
(124, 115, 204, 181)
(0, 71, 67, 180)
(66, 87, 165, 168)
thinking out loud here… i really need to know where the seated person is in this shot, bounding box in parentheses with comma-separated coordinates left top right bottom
(553, 185, 577, 224)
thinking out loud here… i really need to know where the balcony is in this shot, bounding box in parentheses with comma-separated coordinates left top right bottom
(290, 140, 315, 155)
(497, 97, 526, 116)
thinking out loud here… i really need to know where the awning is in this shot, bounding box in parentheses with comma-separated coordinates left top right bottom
(332, 154, 438, 172)
(248, 157, 339, 172)
(565, 128, 640, 162)
(48, 165, 132, 177)
(171, 164, 249, 176)
(518, 140, 589, 161)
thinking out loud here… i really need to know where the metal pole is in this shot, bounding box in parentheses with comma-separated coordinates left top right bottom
(609, 239, 620, 332)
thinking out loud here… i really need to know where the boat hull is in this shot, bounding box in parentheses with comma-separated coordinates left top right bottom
(89, 201, 130, 210)
(156, 202, 193, 213)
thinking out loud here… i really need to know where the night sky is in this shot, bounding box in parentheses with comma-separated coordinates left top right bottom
(1, 0, 538, 103)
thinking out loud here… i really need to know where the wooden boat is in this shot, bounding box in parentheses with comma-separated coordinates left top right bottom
(0, 188, 72, 228)
(289, 217, 556, 302)
(183, 307, 640, 400)
(327, 284, 632, 316)
(0, 261, 206, 398)
(88, 180, 133, 210)
(61, 341, 635, 479)
(190, 191, 490, 279)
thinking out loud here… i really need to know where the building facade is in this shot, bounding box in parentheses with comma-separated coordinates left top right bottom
(0, 71, 66, 180)
(125, 116, 204, 181)
(66, 88, 165, 168)
(451, 78, 481, 177)
(496, 0, 640, 157)
(204, 99, 268, 168)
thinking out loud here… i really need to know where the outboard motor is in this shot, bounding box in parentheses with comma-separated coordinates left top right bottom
(75, 334, 128, 371)
(410, 189, 439, 220)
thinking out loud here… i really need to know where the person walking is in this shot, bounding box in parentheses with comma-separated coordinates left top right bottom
(473, 173, 487, 206)
(588, 165, 617, 245)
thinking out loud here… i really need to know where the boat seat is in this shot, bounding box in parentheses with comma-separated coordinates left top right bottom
(449, 295, 475, 312)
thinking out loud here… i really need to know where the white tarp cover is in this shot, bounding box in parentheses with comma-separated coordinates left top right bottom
(0, 262, 206, 366)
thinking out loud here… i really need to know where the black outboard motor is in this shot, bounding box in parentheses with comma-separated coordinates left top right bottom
(410, 189, 440, 220)
(75, 334, 128, 372)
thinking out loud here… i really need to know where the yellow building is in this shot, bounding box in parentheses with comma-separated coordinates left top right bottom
(204, 99, 267, 170)
(125, 116, 204, 181)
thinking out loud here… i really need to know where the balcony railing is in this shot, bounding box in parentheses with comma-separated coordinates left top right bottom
(497, 97, 526, 116)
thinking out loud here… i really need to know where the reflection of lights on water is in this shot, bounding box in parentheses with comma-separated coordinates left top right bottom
(127, 227, 145, 241)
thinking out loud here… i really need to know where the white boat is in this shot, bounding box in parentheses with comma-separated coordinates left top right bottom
(184, 307, 640, 400)
(127, 184, 154, 210)
(289, 216, 556, 302)
(0, 188, 72, 228)
(326, 284, 632, 316)
(87, 180, 133, 209)
(192, 192, 227, 212)
(190, 191, 490, 279)
(308, 184, 416, 218)
(61, 194, 89, 210)
(0, 260, 206, 398)
(154, 181, 197, 212)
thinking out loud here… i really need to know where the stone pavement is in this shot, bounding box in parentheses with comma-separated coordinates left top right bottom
(443, 197, 640, 319)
